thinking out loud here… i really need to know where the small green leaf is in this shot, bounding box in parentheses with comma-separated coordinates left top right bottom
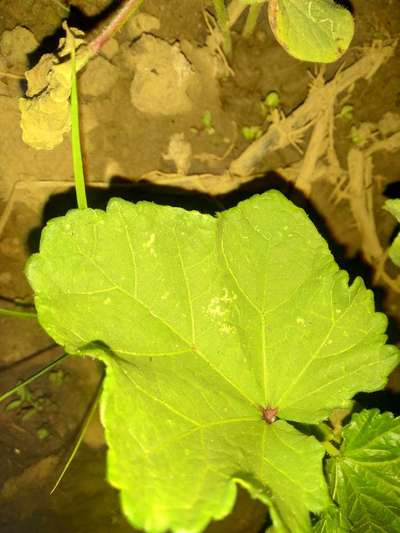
(384, 199, 400, 267)
(5, 399, 23, 411)
(326, 409, 400, 532)
(264, 91, 281, 109)
(339, 105, 354, 122)
(37, 427, 50, 440)
(242, 125, 263, 140)
(26, 191, 398, 532)
(201, 110, 213, 129)
(268, 0, 354, 63)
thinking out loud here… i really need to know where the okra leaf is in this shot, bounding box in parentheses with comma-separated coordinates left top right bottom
(26, 191, 398, 532)
(268, 0, 354, 63)
(384, 199, 400, 267)
(325, 409, 400, 532)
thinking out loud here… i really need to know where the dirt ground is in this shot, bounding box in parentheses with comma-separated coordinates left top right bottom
(0, 1, 399, 532)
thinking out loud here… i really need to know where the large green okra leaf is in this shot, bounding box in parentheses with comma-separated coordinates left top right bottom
(26, 191, 398, 532)
(325, 409, 400, 532)
(268, 0, 354, 63)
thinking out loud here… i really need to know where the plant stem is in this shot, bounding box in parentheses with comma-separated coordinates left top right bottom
(0, 308, 37, 319)
(322, 439, 340, 457)
(69, 29, 87, 210)
(242, 3, 262, 39)
(88, 0, 144, 55)
(0, 353, 69, 404)
(213, 0, 232, 57)
(50, 376, 103, 494)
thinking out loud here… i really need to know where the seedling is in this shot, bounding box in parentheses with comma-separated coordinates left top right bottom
(201, 110, 215, 135)
(339, 104, 354, 121)
(241, 125, 263, 140)
(1, 10, 400, 533)
(37, 427, 50, 440)
(263, 90, 280, 110)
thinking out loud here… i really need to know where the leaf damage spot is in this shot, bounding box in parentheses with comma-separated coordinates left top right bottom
(261, 405, 279, 424)
(206, 288, 237, 318)
(143, 233, 156, 256)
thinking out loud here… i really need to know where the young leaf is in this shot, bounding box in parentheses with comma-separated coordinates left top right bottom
(268, 0, 354, 63)
(384, 199, 400, 267)
(26, 191, 398, 532)
(325, 409, 400, 532)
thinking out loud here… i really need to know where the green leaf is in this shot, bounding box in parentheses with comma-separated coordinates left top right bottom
(383, 199, 400, 267)
(326, 409, 400, 532)
(26, 191, 398, 532)
(268, 0, 354, 63)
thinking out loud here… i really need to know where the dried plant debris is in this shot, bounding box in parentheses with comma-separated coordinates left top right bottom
(19, 24, 92, 150)
(229, 40, 397, 178)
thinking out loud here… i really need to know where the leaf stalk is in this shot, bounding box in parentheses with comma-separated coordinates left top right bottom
(0, 308, 37, 319)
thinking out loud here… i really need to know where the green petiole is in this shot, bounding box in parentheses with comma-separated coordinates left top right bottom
(0, 308, 37, 319)
(68, 26, 87, 210)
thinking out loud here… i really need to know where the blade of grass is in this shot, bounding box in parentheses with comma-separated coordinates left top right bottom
(213, 0, 232, 56)
(0, 308, 37, 319)
(68, 26, 87, 210)
(0, 353, 69, 403)
(243, 3, 263, 38)
(50, 375, 104, 494)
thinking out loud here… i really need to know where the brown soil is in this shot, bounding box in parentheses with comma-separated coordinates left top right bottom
(0, 1, 400, 532)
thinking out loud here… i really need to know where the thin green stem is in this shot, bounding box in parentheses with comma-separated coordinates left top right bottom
(242, 3, 263, 39)
(50, 376, 104, 494)
(0, 353, 69, 404)
(213, 0, 232, 56)
(0, 308, 37, 319)
(69, 29, 87, 210)
(322, 439, 340, 457)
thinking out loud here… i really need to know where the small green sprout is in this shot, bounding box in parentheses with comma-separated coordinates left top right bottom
(241, 125, 263, 141)
(350, 126, 363, 146)
(37, 427, 50, 440)
(339, 104, 354, 121)
(264, 90, 280, 109)
(201, 111, 215, 135)
(350, 123, 374, 147)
